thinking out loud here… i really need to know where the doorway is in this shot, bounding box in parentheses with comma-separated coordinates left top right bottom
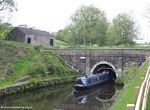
(50, 39, 54, 46)
(27, 38, 31, 44)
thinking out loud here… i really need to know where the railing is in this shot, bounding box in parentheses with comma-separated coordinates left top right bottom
(134, 66, 150, 110)
(64, 61, 79, 72)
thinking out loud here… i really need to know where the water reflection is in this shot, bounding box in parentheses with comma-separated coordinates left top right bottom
(75, 81, 115, 103)
(0, 85, 72, 110)
(0, 81, 117, 110)
(56, 81, 116, 110)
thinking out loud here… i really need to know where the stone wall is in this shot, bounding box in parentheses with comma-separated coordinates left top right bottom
(47, 49, 149, 75)
(25, 34, 54, 46)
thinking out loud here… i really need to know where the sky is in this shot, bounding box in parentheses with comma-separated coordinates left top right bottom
(10, 0, 150, 43)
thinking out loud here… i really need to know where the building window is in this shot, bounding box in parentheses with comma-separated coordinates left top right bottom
(50, 39, 53, 46)
(27, 38, 31, 44)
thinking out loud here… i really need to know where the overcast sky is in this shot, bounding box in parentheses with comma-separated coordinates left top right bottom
(10, 0, 150, 42)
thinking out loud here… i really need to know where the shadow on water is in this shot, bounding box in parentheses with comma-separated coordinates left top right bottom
(0, 81, 122, 110)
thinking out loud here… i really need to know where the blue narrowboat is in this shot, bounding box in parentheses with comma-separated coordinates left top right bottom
(74, 71, 112, 91)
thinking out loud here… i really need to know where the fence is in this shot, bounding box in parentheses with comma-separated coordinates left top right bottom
(134, 65, 150, 110)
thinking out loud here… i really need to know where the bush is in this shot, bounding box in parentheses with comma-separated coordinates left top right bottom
(115, 62, 138, 84)
(34, 45, 43, 52)
(115, 76, 124, 84)
(27, 62, 47, 77)
(123, 62, 137, 83)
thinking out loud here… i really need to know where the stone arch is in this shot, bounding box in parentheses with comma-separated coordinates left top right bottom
(90, 61, 118, 78)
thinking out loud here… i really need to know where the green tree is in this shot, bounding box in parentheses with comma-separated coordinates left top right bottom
(55, 29, 65, 41)
(107, 13, 137, 46)
(63, 24, 77, 45)
(0, 0, 15, 39)
(55, 24, 78, 45)
(0, 23, 12, 39)
(106, 25, 115, 45)
(68, 5, 108, 46)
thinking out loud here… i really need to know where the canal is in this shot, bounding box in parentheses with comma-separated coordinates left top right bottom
(0, 81, 122, 110)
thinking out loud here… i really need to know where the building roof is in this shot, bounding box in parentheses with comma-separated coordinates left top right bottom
(16, 27, 51, 37)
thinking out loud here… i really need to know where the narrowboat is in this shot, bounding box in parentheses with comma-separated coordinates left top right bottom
(74, 70, 112, 91)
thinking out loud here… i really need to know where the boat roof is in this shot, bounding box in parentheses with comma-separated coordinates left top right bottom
(77, 72, 109, 80)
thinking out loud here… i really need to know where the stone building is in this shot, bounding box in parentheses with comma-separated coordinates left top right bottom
(7, 27, 54, 46)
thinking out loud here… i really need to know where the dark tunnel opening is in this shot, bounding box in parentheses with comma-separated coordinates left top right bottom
(92, 64, 116, 80)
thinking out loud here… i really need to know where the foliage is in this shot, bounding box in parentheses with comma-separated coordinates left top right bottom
(27, 61, 47, 77)
(115, 76, 124, 84)
(123, 62, 138, 83)
(106, 13, 137, 46)
(115, 62, 138, 84)
(25, 51, 79, 77)
(0, 40, 30, 77)
(38, 52, 78, 76)
(55, 5, 138, 47)
(0, 0, 16, 39)
(0, 40, 79, 87)
(54, 29, 65, 41)
(34, 45, 43, 52)
(111, 61, 149, 110)
(0, 22, 12, 39)
(0, 0, 15, 11)
(146, 90, 150, 110)
(55, 5, 108, 46)
(55, 39, 68, 46)
(0, 0, 16, 22)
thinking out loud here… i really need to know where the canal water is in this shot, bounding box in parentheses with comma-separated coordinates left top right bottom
(0, 81, 122, 110)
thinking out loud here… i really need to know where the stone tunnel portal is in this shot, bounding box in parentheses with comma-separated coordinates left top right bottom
(90, 61, 117, 80)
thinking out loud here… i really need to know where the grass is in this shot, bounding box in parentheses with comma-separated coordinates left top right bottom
(111, 61, 149, 110)
(77, 44, 150, 49)
(146, 90, 150, 110)
(41, 39, 150, 49)
(55, 39, 68, 46)
(49, 40, 150, 49)
(0, 40, 79, 88)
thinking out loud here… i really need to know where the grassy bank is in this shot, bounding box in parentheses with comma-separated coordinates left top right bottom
(0, 75, 78, 97)
(111, 61, 149, 110)
(146, 90, 150, 110)
(0, 40, 79, 88)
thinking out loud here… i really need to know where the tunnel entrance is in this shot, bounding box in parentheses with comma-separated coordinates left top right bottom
(90, 61, 117, 80)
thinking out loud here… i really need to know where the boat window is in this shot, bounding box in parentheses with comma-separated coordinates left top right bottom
(95, 78, 98, 82)
(93, 78, 98, 83)
(99, 77, 102, 81)
(87, 79, 92, 84)
(93, 79, 95, 82)
(103, 75, 108, 80)
(103, 76, 106, 80)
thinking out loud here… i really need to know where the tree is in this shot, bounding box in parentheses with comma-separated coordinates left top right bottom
(107, 13, 137, 46)
(55, 29, 65, 41)
(55, 25, 75, 45)
(0, 23, 12, 39)
(68, 5, 108, 46)
(0, 0, 16, 22)
(0, 0, 15, 12)
(0, 0, 15, 39)
(106, 25, 115, 45)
